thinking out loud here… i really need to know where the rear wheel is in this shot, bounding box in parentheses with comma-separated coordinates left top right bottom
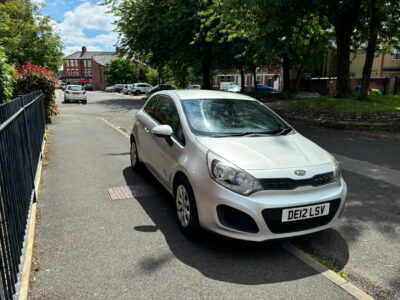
(82, 100, 87, 104)
(175, 177, 200, 237)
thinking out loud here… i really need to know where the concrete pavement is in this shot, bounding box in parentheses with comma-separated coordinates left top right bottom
(30, 91, 399, 299)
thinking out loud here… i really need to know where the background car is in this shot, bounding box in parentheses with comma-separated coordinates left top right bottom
(252, 84, 275, 92)
(146, 84, 174, 96)
(84, 84, 93, 91)
(187, 84, 201, 89)
(227, 84, 241, 93)
(122, 84, 133, 94)
(130, 83, 153, 95)
(113, 84, 124, 93)
(64, 85, 87, 104)
(105, 85, 115, 92)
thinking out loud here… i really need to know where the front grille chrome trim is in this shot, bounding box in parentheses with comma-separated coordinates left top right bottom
(260, 172, 334, 190)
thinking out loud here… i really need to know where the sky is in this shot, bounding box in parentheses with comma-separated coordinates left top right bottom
(37, 0, 118, 56)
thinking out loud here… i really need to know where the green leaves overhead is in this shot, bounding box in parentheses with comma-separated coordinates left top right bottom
(0, 0, 63, 73)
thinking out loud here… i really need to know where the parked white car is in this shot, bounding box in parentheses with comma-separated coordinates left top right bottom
(187, 84, 201, 89)
(130, 83, 153, 95)
(64, 85, 87, 104)
(227, 84, 241, 93)
(130, 90, 347, 241)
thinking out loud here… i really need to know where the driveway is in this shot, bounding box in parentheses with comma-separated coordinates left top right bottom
(30, 91, 399, 299)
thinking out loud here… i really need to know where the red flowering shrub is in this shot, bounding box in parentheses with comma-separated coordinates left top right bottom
(14, 62, 58, 122)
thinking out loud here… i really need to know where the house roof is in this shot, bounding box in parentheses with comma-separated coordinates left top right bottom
(92, 54, 120, 66)
(63, 51, 116, 60)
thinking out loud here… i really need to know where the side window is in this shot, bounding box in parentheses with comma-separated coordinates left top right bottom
(154, 96, 185, 144)
(144, 96, 158, 117)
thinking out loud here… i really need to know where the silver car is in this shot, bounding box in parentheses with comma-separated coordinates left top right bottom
(130, 90, 347, 241)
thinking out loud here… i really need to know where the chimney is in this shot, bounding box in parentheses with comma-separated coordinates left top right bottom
(82, 46, 87, 54)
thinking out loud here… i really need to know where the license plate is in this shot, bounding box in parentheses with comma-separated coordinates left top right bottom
(73, 92, 80, 95)
(281, 203, 330, 222)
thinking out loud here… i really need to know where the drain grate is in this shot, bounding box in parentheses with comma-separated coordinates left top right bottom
(108, 183, 160, 200)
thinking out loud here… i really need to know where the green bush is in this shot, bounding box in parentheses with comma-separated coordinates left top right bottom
(0, 50, 15, 104)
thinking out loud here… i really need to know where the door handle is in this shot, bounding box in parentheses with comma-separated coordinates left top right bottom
(144, 127, 149, 133)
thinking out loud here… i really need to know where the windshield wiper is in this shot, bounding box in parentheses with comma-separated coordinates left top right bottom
(275, 127, 293, 136)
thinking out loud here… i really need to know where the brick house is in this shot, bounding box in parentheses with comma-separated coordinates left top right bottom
(61, 46, 117, 88)
(213, 66, 283, 92)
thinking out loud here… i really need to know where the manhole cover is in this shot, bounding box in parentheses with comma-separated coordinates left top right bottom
(108, 183, 160, 200)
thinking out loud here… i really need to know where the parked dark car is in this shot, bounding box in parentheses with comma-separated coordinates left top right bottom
(252, 84, 275, 92)
(84, 84, 93, 91)
(113, 84, 125, 93)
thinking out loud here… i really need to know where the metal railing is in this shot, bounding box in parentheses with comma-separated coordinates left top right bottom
(0, 91, 46, 299)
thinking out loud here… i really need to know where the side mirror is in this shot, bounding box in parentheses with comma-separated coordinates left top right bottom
(151, 125, 173, 137)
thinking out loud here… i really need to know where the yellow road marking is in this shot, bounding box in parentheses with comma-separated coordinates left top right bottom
(98, 117, 130, 139)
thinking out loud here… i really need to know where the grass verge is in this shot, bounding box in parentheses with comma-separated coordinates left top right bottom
(290, 95, 400, 114)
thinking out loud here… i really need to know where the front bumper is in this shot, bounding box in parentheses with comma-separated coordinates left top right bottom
(194, 175, 347, 242)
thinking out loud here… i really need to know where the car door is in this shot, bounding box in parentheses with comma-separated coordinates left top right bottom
(135, 95, 159, 169)
(149, 95, 185, 188)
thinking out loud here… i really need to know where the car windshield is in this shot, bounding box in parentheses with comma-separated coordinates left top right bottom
(181, 99, 289, 136)
(68, 86, 83, 91)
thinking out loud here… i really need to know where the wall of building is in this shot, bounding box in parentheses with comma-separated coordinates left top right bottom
(349, 51, 383, 78)
(92, 60, 109, 90)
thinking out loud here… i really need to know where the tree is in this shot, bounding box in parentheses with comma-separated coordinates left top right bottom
(0, 50, 15, 104)
(0, 0, 63, 73)
(357, 0, 400, 100)
(327, 0, 363, 98)
(104, 59, 138, 84)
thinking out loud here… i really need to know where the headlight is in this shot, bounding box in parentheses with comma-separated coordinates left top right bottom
(207, 151, 263, 195)
(328, 153, 342, 182)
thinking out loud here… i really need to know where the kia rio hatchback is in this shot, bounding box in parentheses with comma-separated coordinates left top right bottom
(130, 90, 347, 241)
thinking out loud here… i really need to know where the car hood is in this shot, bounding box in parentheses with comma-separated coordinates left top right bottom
(196, 133, 331, 170)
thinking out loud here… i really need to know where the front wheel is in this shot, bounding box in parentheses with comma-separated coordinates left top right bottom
(135, 90, 141, 96)
(175, 177, 201, 237)
(82, 100, 87, 104)
(130, 139, 142, 170)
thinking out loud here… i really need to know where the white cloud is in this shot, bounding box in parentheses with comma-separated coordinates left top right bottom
(56, 2, 118, 55)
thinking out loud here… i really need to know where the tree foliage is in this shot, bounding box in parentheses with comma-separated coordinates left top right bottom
(0, 50, 15, 104)
(0, 0, 63, 73)
(104, 59, 138, 84)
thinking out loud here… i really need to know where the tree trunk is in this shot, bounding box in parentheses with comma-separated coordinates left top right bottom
(282, 53, 291, 91)
(360, 2, 381, 100)
(201, 47, 212, 90)
(294, 38, 315, 92)
(240, 69, 245, 92)
(253, 66, 258, 92)
(329, 0, 362, 98)
(335, 26, 353, 98)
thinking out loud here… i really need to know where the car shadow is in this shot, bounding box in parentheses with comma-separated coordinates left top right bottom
(122, 166, 350, 285)
(94, 98, 146, 112)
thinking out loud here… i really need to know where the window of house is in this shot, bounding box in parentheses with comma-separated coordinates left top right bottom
(84, 60, 87, 67)
(88, 60, 92, 67)
(88, 69, 92, 76)
(66, 60, 70, 67)
(75, 60, 78, 66)
(256, 75, 262, 84)
(220, 76, 225, 82)
(67, 69, 70, 76)
(226, 76, 232, 82)
(394, 49, 400, 60)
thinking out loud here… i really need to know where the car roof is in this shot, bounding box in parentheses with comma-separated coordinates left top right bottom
(161, 89, 255, 101)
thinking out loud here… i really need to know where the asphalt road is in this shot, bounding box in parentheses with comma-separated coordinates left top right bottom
(30, 91, 399, 299)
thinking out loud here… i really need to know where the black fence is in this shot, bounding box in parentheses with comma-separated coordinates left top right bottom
(0, 91, 46, 299)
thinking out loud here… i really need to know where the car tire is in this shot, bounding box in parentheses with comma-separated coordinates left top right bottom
(135, 90, 141, 96)
(175, 176, 201, 237)
(83, 100, 87, 104)
(64, 98, 69, 103)
(130, 138, 142, 171)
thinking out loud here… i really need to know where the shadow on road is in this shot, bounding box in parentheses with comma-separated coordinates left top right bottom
(122, 166, 350, 285)
(94, 98, 146, 112)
